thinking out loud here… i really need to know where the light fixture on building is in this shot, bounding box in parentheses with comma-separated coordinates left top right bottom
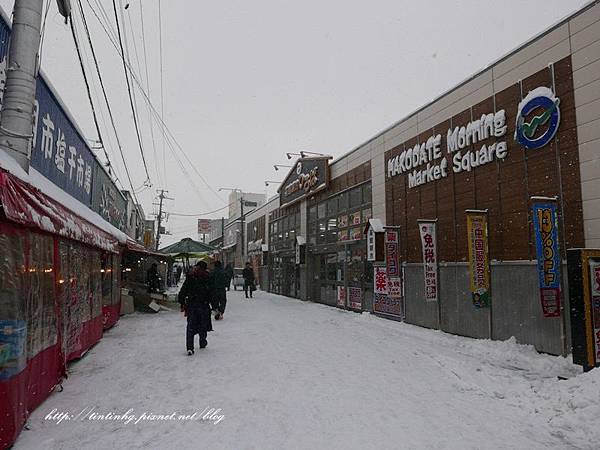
(274, 164, 292, 171)
(265, 180, 282, 187)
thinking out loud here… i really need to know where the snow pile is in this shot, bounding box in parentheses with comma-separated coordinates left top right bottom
(540, 369, 600, 448)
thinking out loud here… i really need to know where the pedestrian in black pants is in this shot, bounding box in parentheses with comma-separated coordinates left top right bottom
(224, 263, 233, 291)
(178, 261, 215, 355)
(211, 260, 228, 320)
(242, 262, 256, 299)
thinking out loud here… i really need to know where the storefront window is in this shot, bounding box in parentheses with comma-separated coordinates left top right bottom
(317, 202, 326, 219)
(362, 183, 372, 204)
(362, 207, 372, 223)
(337, 192, 347, 212)
(327, 218, 337, 243)
(327, 198, 337, 217)
(349, 186, 362, 208)
(309, 206, 317, 223)
(318, 220, 327, 244)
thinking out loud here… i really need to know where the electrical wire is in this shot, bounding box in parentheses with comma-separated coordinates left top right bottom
(158, 0, 167, 186)
(131, 2, 162, 188)
(112, 0, 152, 186)
(75, 0, 144, 212)
(86, 0, 224, 204)
(36, 0, 52, 74)
(68, 11, 115, 180)
(169, 205, 229, 217)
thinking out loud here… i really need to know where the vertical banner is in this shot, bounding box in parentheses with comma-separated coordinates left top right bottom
(466, 211, 491, 308)
(348, 287, 362, 310)
(337, 286, 347, 308)
(418, 221, 438, 302)
(373, 266, 402, 317)
(385, 228, 403, 299)
(590, 260, 600, 365)
(532, 200, 562, 317)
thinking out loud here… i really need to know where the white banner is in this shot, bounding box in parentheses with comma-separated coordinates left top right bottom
(419, 221, 438, 302)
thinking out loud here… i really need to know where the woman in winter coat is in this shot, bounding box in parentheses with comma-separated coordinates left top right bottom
(178, 261, 215, 355)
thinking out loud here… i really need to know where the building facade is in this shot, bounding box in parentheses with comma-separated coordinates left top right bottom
(246, 1, 600, 358)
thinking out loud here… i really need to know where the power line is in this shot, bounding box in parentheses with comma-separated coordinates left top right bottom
(134, 1, 162, 188)
(169, 205, 229, 217)
(75, 0, 143, 211)
(68, 9, 115, 181)
(112, 0, 152, 185)
(86, 0, 223, 204)
(158, 0, 167, 186)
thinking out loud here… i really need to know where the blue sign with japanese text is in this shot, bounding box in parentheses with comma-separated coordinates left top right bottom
(532, 201, 562, 317)
(0, 13, 127, 229)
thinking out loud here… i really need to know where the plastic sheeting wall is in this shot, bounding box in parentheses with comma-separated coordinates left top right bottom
(0, 223, 114, 449)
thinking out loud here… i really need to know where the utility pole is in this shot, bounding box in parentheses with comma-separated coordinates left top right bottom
(154, 189, 172, 251)
(0, 0, 44, 171)
(240, 196, 245, 266)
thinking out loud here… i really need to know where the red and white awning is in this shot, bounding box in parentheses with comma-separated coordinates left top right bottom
(0, 170, 120, 252)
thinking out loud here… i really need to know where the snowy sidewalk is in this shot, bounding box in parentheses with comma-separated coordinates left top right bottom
(14, 290, 600, 450)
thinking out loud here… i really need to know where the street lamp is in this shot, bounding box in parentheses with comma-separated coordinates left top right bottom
(299, 151, 325, 158)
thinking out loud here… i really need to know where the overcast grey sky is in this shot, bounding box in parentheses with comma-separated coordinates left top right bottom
(0, 0, 590, 246)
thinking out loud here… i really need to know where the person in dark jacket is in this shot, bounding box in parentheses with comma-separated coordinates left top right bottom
(224, 263, 234, 291)
(146, 263, 161, 293)
(212, 261, 228, 320)
(242, 262, 256, 299)
(178, 261, 214, 355)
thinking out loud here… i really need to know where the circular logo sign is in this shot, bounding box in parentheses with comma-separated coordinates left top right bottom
(515, 88, 560, 149)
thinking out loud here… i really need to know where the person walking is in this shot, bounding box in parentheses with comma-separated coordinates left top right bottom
(224, 263, 233, 291)
(146, 263, 161, 293)
(178, 261, 215, 355)
(212, 261, 228, 320)
(242, 262, 256, 299)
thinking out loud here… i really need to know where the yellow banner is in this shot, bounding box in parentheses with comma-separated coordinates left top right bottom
(467, 212, 490, 308)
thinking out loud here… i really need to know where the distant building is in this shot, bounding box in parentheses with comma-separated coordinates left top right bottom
(221, 191, 266, 267)
(121, 191, 145, 242)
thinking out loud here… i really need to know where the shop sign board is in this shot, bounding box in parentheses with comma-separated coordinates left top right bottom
(365, 219, 385, 262)
(279, 157, 330, 207)
(567, 249, 600, 371)
(532, 199, 562, 318)
(337, 286, 346, 308)
(515, 87, 561, 149)
(348, 287, 362, 310)
(386, 87, 561, 190)
(0, 14, 127, 230)
(373, 267, 402, 317)
(197, 219, 212, 234)
(385, 230, 400, 277)
(418, 220, 438, 302)
(590, 260, 600, 365)
(466, 211, 490, 308)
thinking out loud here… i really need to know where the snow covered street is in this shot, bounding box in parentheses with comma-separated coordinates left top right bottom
(13, 290, 600, 450)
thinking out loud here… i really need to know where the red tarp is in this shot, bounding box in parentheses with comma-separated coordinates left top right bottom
(0, 170, 120, 253)
(102, 304, 121, 330)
